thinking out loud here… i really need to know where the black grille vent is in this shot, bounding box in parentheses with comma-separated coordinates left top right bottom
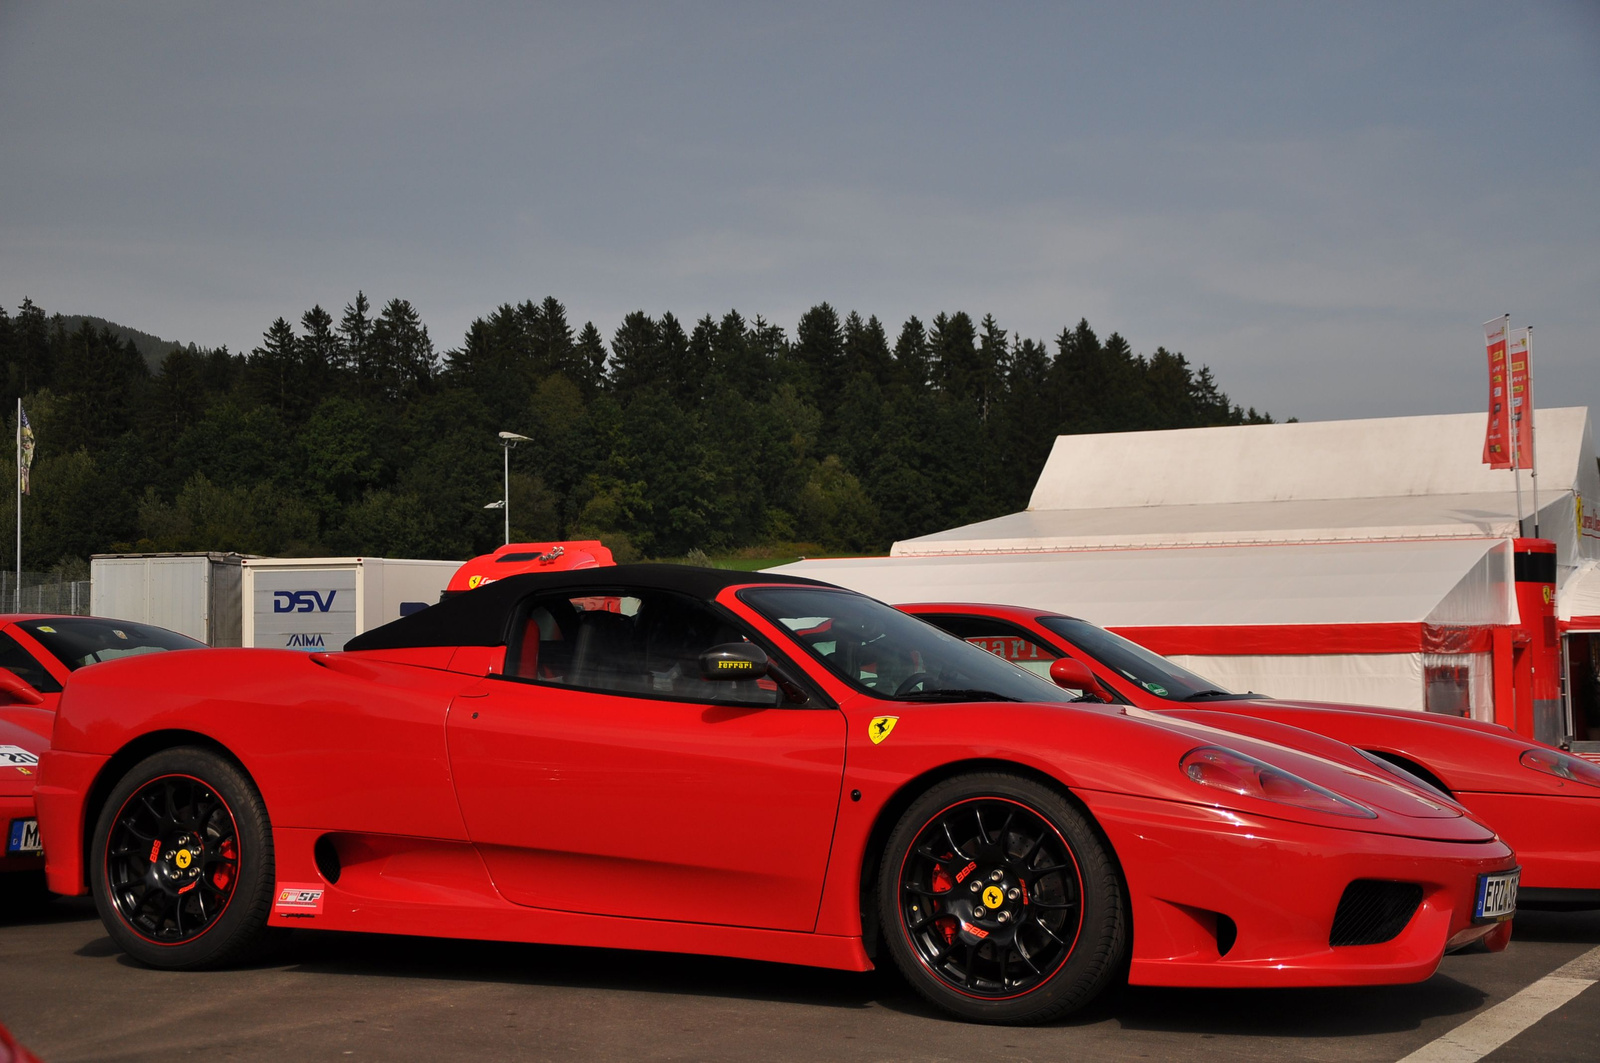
(1330, 880, 1423, 946)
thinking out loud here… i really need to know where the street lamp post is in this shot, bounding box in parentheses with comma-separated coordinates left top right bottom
(496, 431, 531, 545)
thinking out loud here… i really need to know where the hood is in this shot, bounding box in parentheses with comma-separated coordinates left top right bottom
(1157, 707, 1471, 818)
(1239, 697, 1519, 738)
(1138, 708, 1465, 820)
(1203, 697, 1588, 798)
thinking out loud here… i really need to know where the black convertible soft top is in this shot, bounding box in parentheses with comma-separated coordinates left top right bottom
(344, 563, 832, 652)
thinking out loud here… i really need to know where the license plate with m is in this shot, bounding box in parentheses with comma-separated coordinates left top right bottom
(6, 818, 41, 854)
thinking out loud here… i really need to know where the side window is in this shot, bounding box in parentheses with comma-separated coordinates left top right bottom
(502, 589, 780, 706)
(919, 615, 1061, 680)
(0, 631, 62, 694)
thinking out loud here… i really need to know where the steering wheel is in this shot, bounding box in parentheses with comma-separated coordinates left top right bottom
(894, 671, 935, 697)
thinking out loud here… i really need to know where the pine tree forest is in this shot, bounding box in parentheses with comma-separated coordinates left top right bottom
(0, 295, 1277, 575)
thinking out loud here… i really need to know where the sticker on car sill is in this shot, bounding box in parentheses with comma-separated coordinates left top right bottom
(274, 883, 327, 917)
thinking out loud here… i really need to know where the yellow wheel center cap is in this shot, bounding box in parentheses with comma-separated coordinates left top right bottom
(175, 849, 193, 870)
(982, 885, 1005, 910)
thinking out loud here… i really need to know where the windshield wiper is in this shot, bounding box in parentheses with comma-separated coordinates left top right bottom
(899, 688, 1021, 702)
(1181, 689, 1246, 701)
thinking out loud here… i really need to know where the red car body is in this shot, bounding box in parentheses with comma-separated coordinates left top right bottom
(3, 616, 88, 877)
(2, 615, 205, 877)
(38, 568, 1517, 1021)
(901, 602, 1600, 909)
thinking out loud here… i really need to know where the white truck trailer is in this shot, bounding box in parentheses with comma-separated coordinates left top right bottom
(89, 552, 246, 646)
(240, 557, 457, 650)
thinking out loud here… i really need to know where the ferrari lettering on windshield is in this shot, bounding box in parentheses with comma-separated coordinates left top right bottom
(273, 590, 338, 613)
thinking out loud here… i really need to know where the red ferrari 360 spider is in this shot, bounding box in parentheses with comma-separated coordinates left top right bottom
(2, 615, 203, 887)
(902, 603, 1599, 912)
(38, 567, 1518, 1024)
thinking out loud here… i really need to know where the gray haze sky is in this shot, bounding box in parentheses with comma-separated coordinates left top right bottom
(2, 1, 1596, 426)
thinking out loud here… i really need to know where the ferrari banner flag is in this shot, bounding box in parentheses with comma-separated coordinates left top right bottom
(18, 405, 34, 495)
(1481, 316, 1511, 468)
(1507, 326, 1533, 468)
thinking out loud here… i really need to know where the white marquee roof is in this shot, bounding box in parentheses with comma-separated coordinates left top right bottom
(777, 407, 1600, 633)
(893, 407, 1599, 562)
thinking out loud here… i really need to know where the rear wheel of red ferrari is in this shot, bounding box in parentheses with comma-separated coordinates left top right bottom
(879, 773, 1126, 1024)
(90, 748, 275, 969)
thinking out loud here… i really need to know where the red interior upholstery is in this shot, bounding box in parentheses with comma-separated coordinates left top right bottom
(513, 623, 540, 678)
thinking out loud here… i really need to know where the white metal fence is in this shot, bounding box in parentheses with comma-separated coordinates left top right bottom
(0, 572, 93, 615)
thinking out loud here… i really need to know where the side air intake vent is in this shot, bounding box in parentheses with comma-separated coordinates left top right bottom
(1330, 880, 1423, 946)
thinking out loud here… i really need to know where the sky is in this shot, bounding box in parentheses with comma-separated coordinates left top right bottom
(1, 1, 1596, 426)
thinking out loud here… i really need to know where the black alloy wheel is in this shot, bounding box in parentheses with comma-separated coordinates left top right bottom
(91, 748, 276, 969)
(879, 773, 1126, 1024)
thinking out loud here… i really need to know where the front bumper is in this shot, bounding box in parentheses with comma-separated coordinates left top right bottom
(34, 750, 108, 896)
(1083, 790, 1517, 988)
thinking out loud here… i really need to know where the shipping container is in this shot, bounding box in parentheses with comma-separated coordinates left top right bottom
(89, 553, 246, 646)
(240, 557, 457, 651)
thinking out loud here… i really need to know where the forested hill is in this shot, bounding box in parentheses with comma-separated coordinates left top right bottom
(0, 294, 1278, 573)
(52, 315, 191, 373)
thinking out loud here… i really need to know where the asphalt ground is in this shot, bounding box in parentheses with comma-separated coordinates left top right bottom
(1, 893, 1596, 1063)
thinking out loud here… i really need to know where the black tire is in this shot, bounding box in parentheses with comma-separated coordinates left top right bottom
(877, 772, 1126, 1024)
(90, 747, 275, 969)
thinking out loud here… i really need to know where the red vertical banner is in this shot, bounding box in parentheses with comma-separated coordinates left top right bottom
(1482, 316, 1511, 468)
(1507, 326, 1533, 467)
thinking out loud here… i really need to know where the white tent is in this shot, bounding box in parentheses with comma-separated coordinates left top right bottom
(895, 407, 1599, 571)
(777, 408, 1599, 717)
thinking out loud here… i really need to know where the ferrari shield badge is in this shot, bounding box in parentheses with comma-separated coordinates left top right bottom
(868, 716, 899, 744)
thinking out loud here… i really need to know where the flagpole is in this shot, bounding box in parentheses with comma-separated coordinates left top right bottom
(15, 398, 20, 612)
(1527, 325, 1540, 538)
(1504, 315, 1524, 536)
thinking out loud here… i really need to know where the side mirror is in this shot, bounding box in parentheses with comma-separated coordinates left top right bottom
(0, 670, 45, 706)
(700, 643, 770, 681)
(1049, 657, 1110, 702)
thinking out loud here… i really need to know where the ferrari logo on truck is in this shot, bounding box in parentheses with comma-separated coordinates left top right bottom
(869, 716, 899, 744)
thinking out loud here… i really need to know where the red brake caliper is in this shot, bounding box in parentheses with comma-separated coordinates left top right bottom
(930, 861, 958, 943)
(213, 837, 237, 891)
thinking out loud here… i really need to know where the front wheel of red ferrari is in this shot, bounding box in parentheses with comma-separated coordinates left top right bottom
(90, 747, 275, 969)
(878, 773, 1126, 1024)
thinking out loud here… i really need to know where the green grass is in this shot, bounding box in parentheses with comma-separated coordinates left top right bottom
(653, 544, 884, 571)
(710, 555, 802, 571)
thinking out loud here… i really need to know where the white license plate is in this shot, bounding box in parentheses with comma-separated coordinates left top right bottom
(1475, 868, 1519, 921)
(6, 818, 42, 854)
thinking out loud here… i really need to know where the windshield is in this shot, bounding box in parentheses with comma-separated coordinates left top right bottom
(741, 587, 1077, 703)
(18, 618, 205, 671)
(1036, 616, 1241, 701)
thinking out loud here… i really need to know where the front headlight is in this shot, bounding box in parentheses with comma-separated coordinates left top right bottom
(1181, 746, 1377, 818)
(1521, 748, 1600, 789)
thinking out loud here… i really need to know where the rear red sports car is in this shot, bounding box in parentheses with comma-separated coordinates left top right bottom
(902, 602, 1599, 910)
(2, 615, 204, 884)
(38, 567, 1517, 1024)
